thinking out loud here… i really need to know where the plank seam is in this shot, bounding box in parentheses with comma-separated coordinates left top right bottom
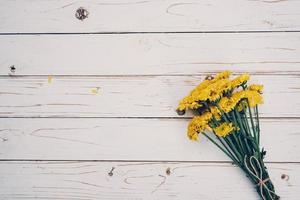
(0, 159, 299, 164)
(0, 116, 298, 119)
(1, 73, 300, 77)
(1, 30, 300, 35)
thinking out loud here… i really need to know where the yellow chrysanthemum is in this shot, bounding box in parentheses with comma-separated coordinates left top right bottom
(213, 122, 234, 137)
(177, 81, 211, 111)
(249, 84, 264, 94)
(178, 96, 202, 111)
(187, 118, 207, 141)
(231, 74, 250, 88)
(219, 97, 238, 113)
(215, 70, 232, 80)
(204, 79, 232, 102)
(207, 88, 221, 101)
(177, 71, 234, 111)
(231, 90, 247, 102)
(187, 112, 212, 141)
(210, 106, 222, 120)
(245, 90, 263, 107)
(201, 112, 213, 121)
(218, 89, 263, 112)
(219, 79, 232, 93)
(191, 88, 210, 102)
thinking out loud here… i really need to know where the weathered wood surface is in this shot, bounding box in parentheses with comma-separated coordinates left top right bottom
(1, 0, 300, 33)
(0, 118, 299, 162)
(0, 33, 300, 75)
(1, 1, 300, 199)
(0, 161, 298, 200)
(0, 75, 298, 117)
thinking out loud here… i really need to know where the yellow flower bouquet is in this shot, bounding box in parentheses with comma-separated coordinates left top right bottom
(177, 71, 279, 200)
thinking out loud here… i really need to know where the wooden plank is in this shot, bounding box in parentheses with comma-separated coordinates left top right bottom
(0, 75, 298, 118)
(1, 0, 300, 33)
(1, 33, 300, 75)
(0, 118, 299, 162)
(0, 161, 298, 199)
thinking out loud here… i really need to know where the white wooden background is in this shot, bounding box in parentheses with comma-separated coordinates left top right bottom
(0, 1, 300, 199)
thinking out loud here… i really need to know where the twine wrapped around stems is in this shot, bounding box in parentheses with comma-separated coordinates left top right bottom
(244, 156, 279, 200)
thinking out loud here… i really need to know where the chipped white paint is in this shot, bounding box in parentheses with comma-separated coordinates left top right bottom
(0, 0, 300, 33)
(0, 75, 299, 117)
(0, 161, 299, 200)
(0, 118, 299, 162)
(0, 33, 300, 75)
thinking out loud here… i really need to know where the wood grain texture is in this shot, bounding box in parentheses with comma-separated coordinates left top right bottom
(1, 0, 300, 33)
(1, 1, 299, 199)
(0, 118, 299, 161)
(0, 161, 298, 200)
(0, 33, 300, 75)
(0, 75, 298, 117)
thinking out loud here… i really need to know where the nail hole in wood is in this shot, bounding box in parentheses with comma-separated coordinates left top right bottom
(176, 109, 185, 116)
(10, 65, 16, 73)
(281, 174, 289, 181)
(166, 167, 171, 175)
(108, 167, 115, 176)
(75, 7, 89, 20)
(205, 75, 214, 80)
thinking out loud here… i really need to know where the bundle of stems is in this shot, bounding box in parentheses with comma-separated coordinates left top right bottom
(177, 71, 279, 200)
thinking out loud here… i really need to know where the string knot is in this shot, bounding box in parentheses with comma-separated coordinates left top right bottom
(244, 156, 278, 200)
(257, 177, 270, 187)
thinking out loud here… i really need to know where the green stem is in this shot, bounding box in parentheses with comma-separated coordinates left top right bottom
(230, 111, 249, 155)
(202, 133, 240, 166)
(216, 136, 240, 164)
(246, 100, 257, 141)
(255, 105, 261, 145)
(234, 109, 256, 155)
(224, 136, 243, 162)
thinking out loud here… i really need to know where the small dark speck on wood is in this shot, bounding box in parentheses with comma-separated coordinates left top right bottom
(205, 75, 214, 80)
(108, 167, 115, 176)
(281, 174, 289, 181)
(75, 7, 89, 20)
(166, 167, 171, 175)
(10, 65, 16, 73)
(176, 109, 185, 116)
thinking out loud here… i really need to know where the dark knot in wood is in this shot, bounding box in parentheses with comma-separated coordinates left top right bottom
(108, 167, 115, 176)
(75, 7, 89, 21)
(176, 109, 185, 116)
(10, 65, 16, 73)
(205, 75, 214, 80)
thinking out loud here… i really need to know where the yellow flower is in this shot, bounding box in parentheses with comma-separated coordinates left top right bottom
(219, 97, 238, 113)
(245, 90, 263, 107)
(178, 96, 202, 111)
(213, 122, 234, 137)
(177, 80, 211, 111)
(249, 84, 264, 93)
(207, 88, 221, 101)
(215, 70, 232, 80)
(201, 112, 213, 121)
(205, 79, 232, 102)
(191, 88, 210, 102)
(210, 106, 222, 120)
(177, 71, 234, 111)
(218, 89, 263, 112)
(231, 74, 250, 88)
(231, 90, 247, 103)
(187, 112, 212, 141)
(219, 79, 232, 93)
